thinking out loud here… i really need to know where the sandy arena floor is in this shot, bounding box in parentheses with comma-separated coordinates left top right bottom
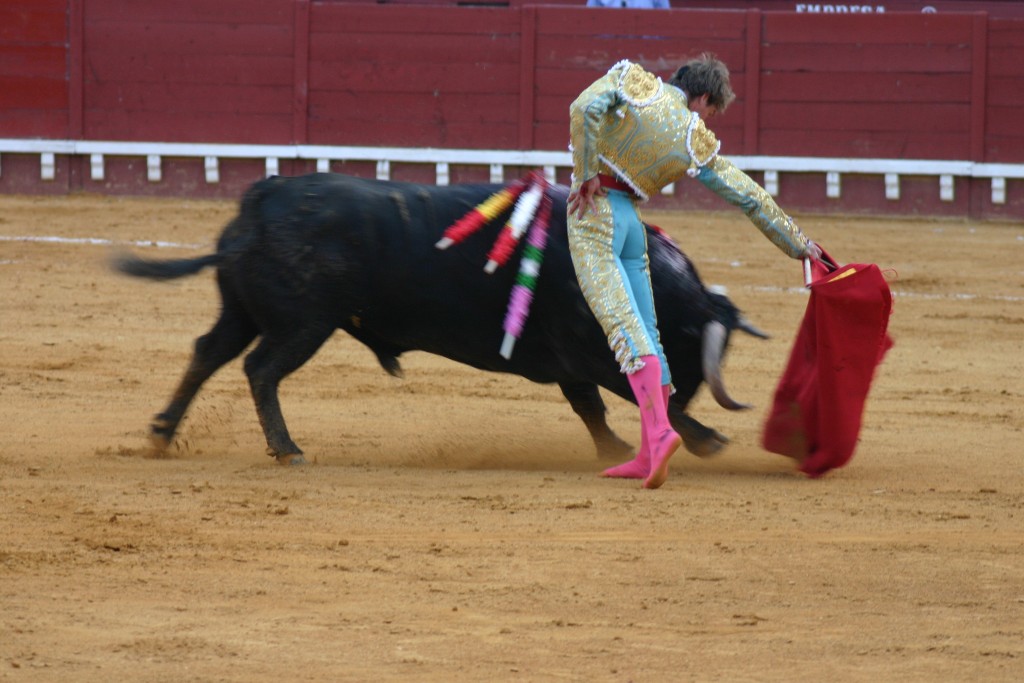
(1, 192, 1022, 682)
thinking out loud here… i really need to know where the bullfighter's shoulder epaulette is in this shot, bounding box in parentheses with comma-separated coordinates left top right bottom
(685, 115, 722, 177)
(611, 60, 664, 109)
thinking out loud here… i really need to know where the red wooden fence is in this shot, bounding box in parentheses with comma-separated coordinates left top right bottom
(0, 0, 68, 138)
(988, 17, 1024, 162)
(308, 3, 522, 148)
(83, 0, 296, 143)
(1, 0, 1022, 217)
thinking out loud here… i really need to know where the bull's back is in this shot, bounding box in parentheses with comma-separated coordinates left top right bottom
(240, 173, 499, 265)
(227, 174, 566, 370)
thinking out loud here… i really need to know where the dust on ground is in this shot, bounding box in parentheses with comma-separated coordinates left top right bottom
(1, 193, 1022, 681)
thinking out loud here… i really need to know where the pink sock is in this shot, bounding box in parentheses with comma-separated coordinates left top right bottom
(601, 384, 671, 479)
(627, 357, 680, 490)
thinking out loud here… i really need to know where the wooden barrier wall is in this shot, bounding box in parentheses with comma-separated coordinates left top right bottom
(0, 0, 68, 138)
(82, 1, 296, 144)
(988, 17, 1024, 162)
(307, 3, 521, 149)
(1, 0, 1022, 217)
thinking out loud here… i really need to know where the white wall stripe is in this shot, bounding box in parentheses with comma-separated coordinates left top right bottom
(0, 235, 204, 249)
(1, 139, 1022, 180)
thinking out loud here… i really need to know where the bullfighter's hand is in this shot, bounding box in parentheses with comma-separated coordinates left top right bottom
(804, 240, 822, 262)
(567, 176, 605, 219)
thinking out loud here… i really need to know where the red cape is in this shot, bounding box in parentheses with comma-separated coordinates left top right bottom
(762, 255, 894, 478)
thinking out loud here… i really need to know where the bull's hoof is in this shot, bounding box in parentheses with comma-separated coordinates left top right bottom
(595, 434, 635, 461)
(148, 431, 171, 452)
(148, 417, 175, 454)
(268, 448, 307, 466)
(683, 430, 729, 458)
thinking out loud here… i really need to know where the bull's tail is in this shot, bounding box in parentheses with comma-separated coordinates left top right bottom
(111, 176, 278, 282)
(112, 252, 222, 281)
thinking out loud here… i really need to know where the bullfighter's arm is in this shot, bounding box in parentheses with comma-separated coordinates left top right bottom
(684, 116, 813, 259)
(694, 157, 812, 259)
(568, 70, 623, 186)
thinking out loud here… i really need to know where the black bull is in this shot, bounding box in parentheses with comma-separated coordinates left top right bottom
(113, 173, 767, 466)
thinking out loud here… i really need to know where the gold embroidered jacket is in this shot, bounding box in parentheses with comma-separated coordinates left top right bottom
(569, 60, 811, 259)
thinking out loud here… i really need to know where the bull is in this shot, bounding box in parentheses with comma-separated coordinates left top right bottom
(113, 173, 766, 466)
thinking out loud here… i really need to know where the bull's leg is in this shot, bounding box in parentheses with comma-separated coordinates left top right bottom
(558, 381, 633, 460)
(243, 325, 333, 466)
(151, 305, 257, 453)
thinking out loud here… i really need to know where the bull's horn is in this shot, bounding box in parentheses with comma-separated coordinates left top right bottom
(737, 315, 770, 340)
(702, 320, 752, 411)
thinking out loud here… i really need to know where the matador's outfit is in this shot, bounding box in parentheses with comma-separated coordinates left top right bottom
(567, 60, 813, 487)
(568, 59, 812, 378)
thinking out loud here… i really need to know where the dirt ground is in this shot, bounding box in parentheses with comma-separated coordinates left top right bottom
(1, 191, 1022, 682)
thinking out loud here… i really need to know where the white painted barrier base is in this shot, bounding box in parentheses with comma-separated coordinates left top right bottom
(1, 139, 1022, 206)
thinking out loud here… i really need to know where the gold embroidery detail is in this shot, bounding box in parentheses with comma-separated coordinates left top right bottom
(567, 195, 659, 373)
(703, 156, 810, 258)
(687, 117, 720, 167)
(618, 64, 662, 107)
